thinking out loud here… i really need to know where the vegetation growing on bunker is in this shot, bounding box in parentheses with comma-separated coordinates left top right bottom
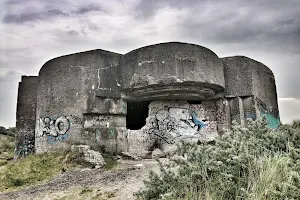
(137, 119, 300, 200)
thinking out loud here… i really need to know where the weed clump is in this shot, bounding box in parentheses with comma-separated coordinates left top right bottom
(137, 119, 300, 200)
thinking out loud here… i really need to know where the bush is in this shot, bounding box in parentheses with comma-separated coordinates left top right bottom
(0, 126, 16, 137)
(137, 119, 300, 200)
(0, 134, 15, 165)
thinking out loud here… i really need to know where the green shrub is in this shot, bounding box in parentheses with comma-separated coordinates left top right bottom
(102, 153, 118, 170)
(0, 134, 15, 165)
(0, 126, 16, 137)
(137, 119, 300, 200)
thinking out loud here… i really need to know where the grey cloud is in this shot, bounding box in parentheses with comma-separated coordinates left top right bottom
(75, 18, 101, 33)
(1, 0, 300, 126)
(134, 0, 203, 19)
(274, 62, 300, 98)
(4, 0, 25, 5)
(135, 0, 300, 52)
(73, 4, 102, 15)
(105, 37, 146, 53)
(47, 9, 68, 17)
(45, 28, 96, 51)
(50, 28, 82, 40)
(2, 1, 103, 24)
(4, 0, 69, 6)
(67, 30, 80, 36)
(80, 28, 87, 36)
(171, 4, 300, 64)
(278, 98, 300, 123)
(87, 21, 100, 31)
(156, 1, 300, 99)
(135, 0, 300, 19)
(0, 70, 21, 81)
(0, 71, 21, 127)
(3, 9, 68, 24)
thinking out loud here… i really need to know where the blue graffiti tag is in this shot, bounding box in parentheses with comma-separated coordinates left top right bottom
(47, 134, 69, 145)
(191, 112, 207, 131)
(260, 111, 280, 129)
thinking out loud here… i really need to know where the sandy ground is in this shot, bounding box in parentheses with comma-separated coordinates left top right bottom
(0, 159, 160, 200)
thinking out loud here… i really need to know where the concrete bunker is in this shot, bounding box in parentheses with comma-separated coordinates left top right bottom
(15, 42, 280, 158)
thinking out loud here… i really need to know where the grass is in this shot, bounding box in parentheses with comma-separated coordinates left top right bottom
(0, 150, 92, 192)
(0, 127, 118, 192)
(137, 119, 300, 200)
(102, 153, 118, 170)
(48, 187, 116, 200)
(0, 144, 118, 192)
(249, 154, 291, 199)
(79, 187, 93, 194)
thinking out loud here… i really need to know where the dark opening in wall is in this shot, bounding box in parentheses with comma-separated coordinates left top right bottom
(126, 101, 151, 130)
(187, 100, 202, 104)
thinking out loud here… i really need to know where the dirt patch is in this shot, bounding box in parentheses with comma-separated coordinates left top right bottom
(0, 159, 159, 200)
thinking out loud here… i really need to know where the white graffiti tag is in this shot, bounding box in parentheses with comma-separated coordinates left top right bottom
(36, 116, 70, 137)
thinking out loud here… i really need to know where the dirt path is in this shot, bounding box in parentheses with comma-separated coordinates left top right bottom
(0, 159, 160, 200)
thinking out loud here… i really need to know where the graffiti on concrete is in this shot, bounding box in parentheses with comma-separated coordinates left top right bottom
(246, 113, 257, 120)
(126, 101, 221, 157)
(36, 116, 70, 144)
(260, 111, 280, 129)
(146, 109, 178, 144)
(47, 134, 69, 145)
(256, 98, 280, 129)
(145, 107, 212, 144)
(191, 111, 207, 130)
(189, 103, 218, 132)
(15, 134, 34, 158)
(83, 115, 113, 128)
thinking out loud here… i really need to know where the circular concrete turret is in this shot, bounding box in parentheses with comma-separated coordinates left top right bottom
(119, 42, 225, 100)
(35, 50, 122, 153)
(222, 56, 279, 119)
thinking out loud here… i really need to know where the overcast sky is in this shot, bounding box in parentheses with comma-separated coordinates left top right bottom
(0, 0, 300, 128)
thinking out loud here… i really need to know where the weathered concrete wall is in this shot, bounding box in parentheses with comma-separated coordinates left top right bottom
(228, 97, 241, 124)
(81, 97, 127, 153)
(119, 42, 225, 100)
(215, 99, 231, 133)
(82, 113, 127, 154)
(35, 49, 123, 153)
(251, 61, 279, 126)
(127, 100, 220, 157)
(15, 76, 38, 157)
(255, 97, 280, 128)
(84, 56, 127, 154)
(222, 56, 279, 128)
(15, 42, 280, 156)
(243, 96, 257, 121)
(222, 56, 254, 97)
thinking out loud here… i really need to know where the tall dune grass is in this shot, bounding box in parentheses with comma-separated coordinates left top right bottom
(137, 119, 300, 200)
